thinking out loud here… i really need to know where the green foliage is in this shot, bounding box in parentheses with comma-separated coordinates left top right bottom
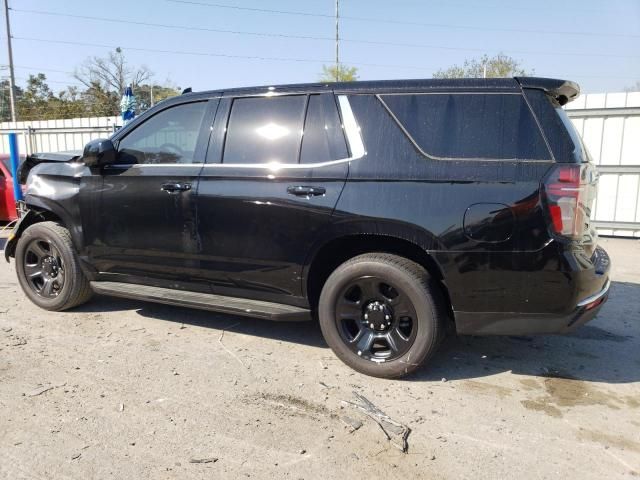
(433, 53, 533, 79)
(1, 49, 179, 122)
(319, 64, 359, 82)
(135, 84, 181, 111)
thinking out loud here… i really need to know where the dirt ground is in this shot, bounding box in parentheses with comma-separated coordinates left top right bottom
(0, 234, 639, 479)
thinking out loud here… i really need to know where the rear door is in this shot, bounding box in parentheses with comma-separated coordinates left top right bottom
(195, 93, 358, 301)
(90, 99, 215, 284)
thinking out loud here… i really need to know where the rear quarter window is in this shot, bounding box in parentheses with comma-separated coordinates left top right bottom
(380, 93, 551, 161)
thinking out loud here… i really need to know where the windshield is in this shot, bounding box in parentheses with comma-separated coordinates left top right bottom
(1, 157, 24, 175)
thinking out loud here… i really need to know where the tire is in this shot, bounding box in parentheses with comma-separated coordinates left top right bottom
(318, 253, 446, 378)
(15, 221, 93, 311)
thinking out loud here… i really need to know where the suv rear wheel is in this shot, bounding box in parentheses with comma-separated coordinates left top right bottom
(15, 221, 93, 311)
(318, 253, 445, 378)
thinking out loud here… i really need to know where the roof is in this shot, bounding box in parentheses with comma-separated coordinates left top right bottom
(181, 76, 578, 100)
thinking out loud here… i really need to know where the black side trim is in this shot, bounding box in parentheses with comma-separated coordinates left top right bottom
(90, 281, 312, 321)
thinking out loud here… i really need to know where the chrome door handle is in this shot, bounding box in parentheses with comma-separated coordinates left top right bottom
(161, 182, 191, 194)
(287, 185, 326, 197)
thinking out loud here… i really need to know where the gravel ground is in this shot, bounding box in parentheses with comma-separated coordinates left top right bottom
(0, 234, 639, 479)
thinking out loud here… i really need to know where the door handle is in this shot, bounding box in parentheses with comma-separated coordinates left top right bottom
(161, 182, 192, 194)
(287, 185, 326, 197)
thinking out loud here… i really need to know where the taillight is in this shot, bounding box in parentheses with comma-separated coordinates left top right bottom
(543, 164, 586, 239)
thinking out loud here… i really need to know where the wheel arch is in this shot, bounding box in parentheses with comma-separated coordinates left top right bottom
(4, 204, 68, 261)
(304, 232, 454, 325)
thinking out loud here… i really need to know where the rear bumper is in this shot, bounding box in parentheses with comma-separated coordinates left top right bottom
(455, 245, 611, 335)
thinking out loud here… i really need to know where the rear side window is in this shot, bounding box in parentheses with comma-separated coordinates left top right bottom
(300, 94, 348, 163)
(381, 93, 550, 160)
(223, 96, 306, 164)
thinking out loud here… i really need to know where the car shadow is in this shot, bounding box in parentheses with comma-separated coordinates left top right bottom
(74, 281, 639, 384)
(74, 294, 328, 348)
(410, 280, 639, 385)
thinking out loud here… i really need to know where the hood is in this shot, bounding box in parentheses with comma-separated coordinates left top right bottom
(19, 150, 82, 184)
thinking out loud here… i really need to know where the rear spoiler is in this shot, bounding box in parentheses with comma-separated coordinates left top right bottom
(515, 77, 580, 106)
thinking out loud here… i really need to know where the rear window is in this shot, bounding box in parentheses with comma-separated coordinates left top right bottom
(555, 106, 590, 163)
(380, 93, 550, 160)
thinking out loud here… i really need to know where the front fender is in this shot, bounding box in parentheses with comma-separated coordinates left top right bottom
(4, 209, 41, 261)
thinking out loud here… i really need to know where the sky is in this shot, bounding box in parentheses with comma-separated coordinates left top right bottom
(2, 0, 639, 95)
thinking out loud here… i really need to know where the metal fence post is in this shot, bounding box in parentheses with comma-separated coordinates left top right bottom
(8, 131, 23, 202)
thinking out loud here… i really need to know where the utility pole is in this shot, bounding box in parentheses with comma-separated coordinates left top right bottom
(335, 0, 339, 82)
(2, 0, 16, 122)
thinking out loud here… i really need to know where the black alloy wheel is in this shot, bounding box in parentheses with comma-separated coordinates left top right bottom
(22, 238, 66, 298)
(318, 253, 446, 378)
(335, 276, 417, 362)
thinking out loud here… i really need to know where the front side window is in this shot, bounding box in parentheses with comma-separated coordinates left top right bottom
(381, 93, 550, 160)
(223, 96, 306, 164)
(117, 102, 207, 164)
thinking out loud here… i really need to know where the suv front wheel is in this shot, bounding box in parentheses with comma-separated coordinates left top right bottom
(318, 253, 446, 378)
(15, 221, 93, 311)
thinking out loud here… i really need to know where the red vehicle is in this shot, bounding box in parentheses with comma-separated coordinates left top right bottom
(0, 154, 21, 222)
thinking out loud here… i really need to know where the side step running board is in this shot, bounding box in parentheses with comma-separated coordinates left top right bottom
(90, 281, 311, 322)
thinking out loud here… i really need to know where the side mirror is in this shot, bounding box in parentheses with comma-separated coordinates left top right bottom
(83, 138, 116, 167)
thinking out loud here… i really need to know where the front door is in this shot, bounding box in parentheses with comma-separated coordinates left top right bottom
(90, 99, 215, 286)
(195, 93, 361, 303)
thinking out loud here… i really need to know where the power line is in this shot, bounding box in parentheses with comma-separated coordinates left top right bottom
(166, 0, 640, 39)
(10, 8, 640, 60)
(11, 36, 436, 71)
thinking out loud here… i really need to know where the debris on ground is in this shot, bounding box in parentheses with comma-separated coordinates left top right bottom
(119, 403, 124, 412)
(340, 415, 363, 432)
(71, 453, 81, 460)
(218, 323, 248, 369)
(27, 383, 66, 397)
(341, 392, 411, 452)
(189, 457, 218, 464)
(9, 336, 27, 346)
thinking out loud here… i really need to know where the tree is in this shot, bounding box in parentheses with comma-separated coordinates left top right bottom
(433, 53, 533, 79)
(135, 84, 181, 111)
(74, 47, 152, 94)
(624, 81, 640, 92)
(0, 79, 23, 122)
(17, 74, 55, 120)
(319, 64, 359, 82)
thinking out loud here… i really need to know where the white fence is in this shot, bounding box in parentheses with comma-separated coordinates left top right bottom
(0, 116, 121, 156)
(1, 94, 639, 238)
(566, 92, 640, 237)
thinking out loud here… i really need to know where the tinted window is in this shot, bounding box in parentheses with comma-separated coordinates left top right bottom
(300, 95, 348, 163)
(1, 158, 22, 174)
(223, 96, 306, 164)
(118, 102, 207, 164)
(381, 93, 550, 160)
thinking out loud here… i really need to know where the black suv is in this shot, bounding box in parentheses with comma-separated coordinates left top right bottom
(4, 77, 611, 378)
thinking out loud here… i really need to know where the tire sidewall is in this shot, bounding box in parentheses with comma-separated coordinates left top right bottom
(15, 223, 79, 311)
(318, 258, 438, 378)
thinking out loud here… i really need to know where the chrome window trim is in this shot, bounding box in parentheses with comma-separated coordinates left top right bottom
(107, 95, 366, 170)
